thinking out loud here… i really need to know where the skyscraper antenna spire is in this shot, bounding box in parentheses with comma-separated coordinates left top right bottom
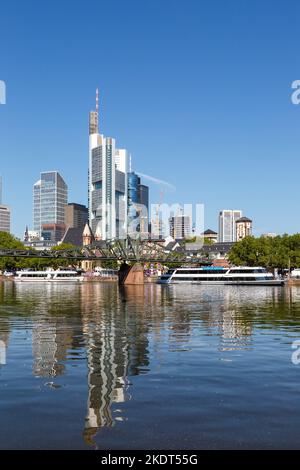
(96, 88, 99, 132)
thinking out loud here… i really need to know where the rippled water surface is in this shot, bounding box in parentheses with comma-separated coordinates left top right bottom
(1, 281, 300, 449)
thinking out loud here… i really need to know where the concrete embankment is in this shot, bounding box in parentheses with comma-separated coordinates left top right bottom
(83, 276, 118, 282)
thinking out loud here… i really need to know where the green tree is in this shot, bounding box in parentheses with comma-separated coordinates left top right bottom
(203, 238, 214, 246)
(49, 243, 79, 269)
(228, 234, 300, 269)
(228, 236, 259, 266)
(0, 231, 24, 249)
(98, 259, 119, 270)
(0, 232, 28, 271)
(0, 235, 79, 272)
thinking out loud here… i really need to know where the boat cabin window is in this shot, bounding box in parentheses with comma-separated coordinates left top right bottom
(229, 268, 266, 274)
(20, 273, 47, 278)
(175, 269, 226, 275)
(55, 273, 77, 277)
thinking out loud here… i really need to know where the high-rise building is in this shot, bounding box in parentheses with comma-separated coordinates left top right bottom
(33, 179, 41, 233)
(138, 183, 149, 237)
(0, 178, 11, 233)
(88, 90, 128, 240)
(170, 215, 191, 240)
(65, 203, 88, 229)
(33, 171, 68, 240)
(236, 216, 252, 241)
(41, 224, 66, 242)
(127, 172, 140, 236)
(0, 205, 10, 233)
(127, 172, 149, 238)
(218, 210, 242, 242)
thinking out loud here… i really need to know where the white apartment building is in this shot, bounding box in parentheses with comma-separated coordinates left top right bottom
(218, 210, 242, 242)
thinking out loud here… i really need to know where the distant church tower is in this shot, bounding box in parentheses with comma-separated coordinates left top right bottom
(83, 223, 93, 246)
(24, 226, 29, 242)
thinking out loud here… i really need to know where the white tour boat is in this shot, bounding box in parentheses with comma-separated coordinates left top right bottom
(291, 268, 300, 279)
(14, 269, 84, 282)
(157, 266, 285, 286)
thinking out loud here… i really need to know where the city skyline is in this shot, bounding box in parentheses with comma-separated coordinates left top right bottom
(2, 2, 300, 457)
(1, 1, 300, 237)
(2, 87, 256, 243)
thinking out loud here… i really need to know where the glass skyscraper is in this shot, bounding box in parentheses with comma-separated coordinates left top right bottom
(128, 172, 140, 206)
(139, 183, 149, 236)
(89, 92, 128, 240)
(33, 171, 68, 239)
(127, 172, 140, 235)
(127, 173, 149, 237)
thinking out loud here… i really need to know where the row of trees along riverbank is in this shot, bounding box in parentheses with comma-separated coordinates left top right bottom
(0, 232, 76, 271)
(228, 234, 300, 269)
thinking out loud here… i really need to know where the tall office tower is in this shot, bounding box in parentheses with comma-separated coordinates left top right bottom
(128, 172, 140, 235)
(236, 216, 252, 241)
(169, 215, 191, 240)
(33, 179, 41, 232)
(218, 210, 242, 242)
(65, 203, 88, 229)
(89, 87, 99, 135)
(127, 172, 149, 238)
(115, 148, 128, 173)
(88, 90, 128, 240)
(33, 171, 68, 240)
(0, 205, 11, 233)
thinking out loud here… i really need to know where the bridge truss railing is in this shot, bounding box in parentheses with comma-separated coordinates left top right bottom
(0, 237, 204, 264)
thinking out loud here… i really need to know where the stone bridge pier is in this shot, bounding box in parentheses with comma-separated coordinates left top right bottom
(118, 262, 144, 285)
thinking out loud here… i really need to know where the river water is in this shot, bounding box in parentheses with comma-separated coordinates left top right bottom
(0, 281, 300, 449)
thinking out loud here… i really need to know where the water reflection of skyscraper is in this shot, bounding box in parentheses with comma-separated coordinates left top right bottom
(198, 287, 253, 351)
(0, 281, 11, 361)
(166, 285, 252, 351)
(12, 283, 83, 377)
(199, 286, 289, 351)
(32, 318, 80, 377)
(81, 283, 150, 446)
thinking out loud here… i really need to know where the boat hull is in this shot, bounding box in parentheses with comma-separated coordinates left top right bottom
(157, 279, 285, 286)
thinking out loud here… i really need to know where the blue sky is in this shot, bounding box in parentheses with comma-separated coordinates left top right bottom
(1, 0, 300, 237)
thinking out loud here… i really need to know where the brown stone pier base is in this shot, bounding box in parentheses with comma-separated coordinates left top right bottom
(118, 262, 144, 285)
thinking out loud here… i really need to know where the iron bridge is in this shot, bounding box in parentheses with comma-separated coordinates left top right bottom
(0, 237, 202, 264)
